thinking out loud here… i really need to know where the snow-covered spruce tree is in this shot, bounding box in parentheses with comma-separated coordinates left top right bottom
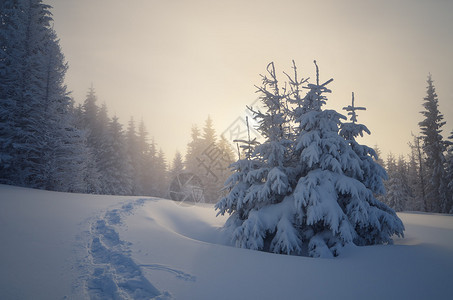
(445, 131, 453, 213)
(217, 117, 258, 200)
(185, 125, 202, 174)
(217, 61, 404, 257)
(383, 154, 408, 212)
(185, 117, 234, 202)
(154, 149, 168, 197)
(199, 116, 219, 203)
(216, 62, 299, 253)
(1, 0, 89, 191)
(291, 63, 403, 257)
(215, 116, 268, 247)
(0, 0, 53, 187)
(0, 0, 23, 182)
(145, 137, 160, 196)
(338, 93, 404, 248)
(126, 117, 142, 195)
(397, 156, 413, 210)
(169, 150, 184, 180)
(406, 147, 423, 211)
(408, 134, 427, 211)
(72, 103, 102, 194)
(418, 74, 448, 212)
(136, 120, 153, 195)
(100, 116, 133, 195)
(216, 135, 236, 189)
(39, 29, 91, 193)
(372, 145, 385, 167)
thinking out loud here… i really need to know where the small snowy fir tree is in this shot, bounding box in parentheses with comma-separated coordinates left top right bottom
(217, 61, 404, 258)
(339, 93, 404, 247)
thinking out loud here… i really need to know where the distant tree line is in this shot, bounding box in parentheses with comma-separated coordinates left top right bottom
(71, 87, 168, 196)
(0, 0, 235, 199)
(379, 75, 453, 214)
(0, 0, 169, 196)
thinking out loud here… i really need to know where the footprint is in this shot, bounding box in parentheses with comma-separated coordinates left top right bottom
(140, 264, 196, 282)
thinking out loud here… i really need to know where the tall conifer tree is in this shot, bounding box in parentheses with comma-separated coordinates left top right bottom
(418, 75, 448, 212)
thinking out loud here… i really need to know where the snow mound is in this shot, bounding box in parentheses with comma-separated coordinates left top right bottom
(145, 200, 229, 245)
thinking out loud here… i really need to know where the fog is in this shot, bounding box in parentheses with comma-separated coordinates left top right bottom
(47, 0, 453, 160)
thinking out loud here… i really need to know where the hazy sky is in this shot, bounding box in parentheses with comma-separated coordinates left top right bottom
(46, 0, 453, 161)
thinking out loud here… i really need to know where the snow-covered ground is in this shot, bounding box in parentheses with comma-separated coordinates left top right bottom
(1, 185, 452, 299)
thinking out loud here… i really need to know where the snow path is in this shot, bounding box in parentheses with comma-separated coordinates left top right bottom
(85, 199, 172, 300)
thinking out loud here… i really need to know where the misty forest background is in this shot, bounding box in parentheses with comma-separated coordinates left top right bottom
(1, 1, 453, 213)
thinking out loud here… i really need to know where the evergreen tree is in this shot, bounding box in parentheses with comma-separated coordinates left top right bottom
(81, 95, 112, 194)
(408, 134, 427, 211)
(0, 0, 52, 187)
(144, 137, 159, 196)
(185, 118, 230, 203)
(202, 115, 216, 148)
(169, 151, 184, 180)
(72, 95, 102, 194)
(216, 116, 261, 235)
(199, 116, 219, 202)
(406, 146, 424, 211)
(217, 61, 404, 257)
(216, 135, 236, 187)
(418, 74, 448, 212)
(40, 29, 88, 192)
(338, 93, 403, 248)
(101, 116, 133, 195)
(445, 131, 453, 213)
(373, 145, 385, 168)
(79, 87, 106, 193)
(219, 62, 302, 253)
(136, 120, 152, 195)
(82, 86, 99, 145)
(0, 0, 88, 191)
(154, 149, 168, 197)
(371, 145, 388, 204)
(185, 125, 202, 174)
(126, 117, 141, 195)
(384, 154, 409, 212)
(0, 3, 23, 166)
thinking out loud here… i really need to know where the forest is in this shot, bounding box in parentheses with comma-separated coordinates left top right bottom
(1, 0, 452, 216)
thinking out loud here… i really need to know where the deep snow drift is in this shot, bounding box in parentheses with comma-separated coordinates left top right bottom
(1, 185, 452, 299)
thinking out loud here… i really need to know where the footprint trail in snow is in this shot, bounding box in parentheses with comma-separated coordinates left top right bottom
(84, 199, 177, 300)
